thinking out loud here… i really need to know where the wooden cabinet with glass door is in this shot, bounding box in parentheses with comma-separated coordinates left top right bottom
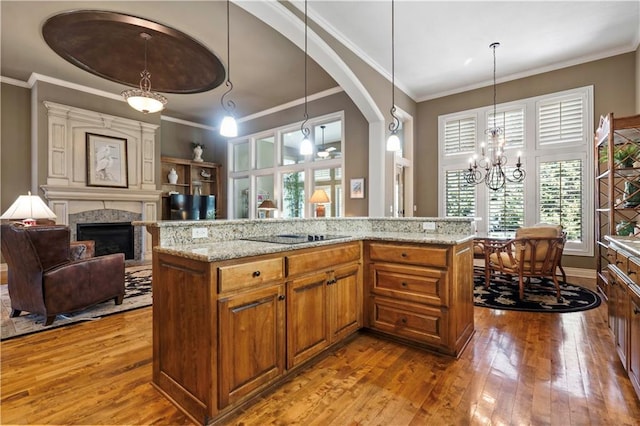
(595, 114, 640, 298)
(160, 156, 221, 219)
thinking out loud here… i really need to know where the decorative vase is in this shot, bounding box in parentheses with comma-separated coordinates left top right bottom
(616, 221, 636, 236)
(193, 145, 204, 162)
(168, 168, 178, 184)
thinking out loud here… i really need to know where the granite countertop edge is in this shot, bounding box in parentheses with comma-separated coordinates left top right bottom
(605, 236, 640, 258)
(154, 232, 474, 262)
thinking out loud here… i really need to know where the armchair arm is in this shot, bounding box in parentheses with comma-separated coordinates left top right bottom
(484, 238, 519, 271)
(42, 253, 125, 314)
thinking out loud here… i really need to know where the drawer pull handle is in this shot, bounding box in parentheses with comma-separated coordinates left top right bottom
(401, 282, 408, 287)
(253, 271, 261, 277)
(616, 260, 623, 265)
(634, 307, 640, 315)
(401, 253, 408, 258)
(629, 270, 637, 276)
(278, 295, 286, 301)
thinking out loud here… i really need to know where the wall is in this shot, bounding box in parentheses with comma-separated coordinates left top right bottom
(416, 52, 637, 269)
(239, 90, 369, 216)
(160, 120, 227, 218)
(0, 83, 30, 212)
(636, 44, 640, 113)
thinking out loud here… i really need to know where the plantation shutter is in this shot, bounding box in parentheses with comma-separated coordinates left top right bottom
(487, 169, 524, 233)
(488, 108, 525, 148)
(539, 159, 583, 241)
(538, 96, 584, 145)
(444, 117, 476, 155)
(445, 170, 476, 217)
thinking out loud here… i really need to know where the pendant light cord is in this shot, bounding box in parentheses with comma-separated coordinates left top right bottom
(300, 0, 310, 138)
(221, 0, 235, 113)
(388, 0, 399, 134)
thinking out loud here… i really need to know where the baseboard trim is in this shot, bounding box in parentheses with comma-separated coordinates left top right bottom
(563, 267, 596, 280)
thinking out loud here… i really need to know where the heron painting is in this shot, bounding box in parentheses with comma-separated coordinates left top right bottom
(86, 133, 128, 188)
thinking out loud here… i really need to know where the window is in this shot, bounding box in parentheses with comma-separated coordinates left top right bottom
(438, 86, 593, 255)
(228, 112, 344, 219)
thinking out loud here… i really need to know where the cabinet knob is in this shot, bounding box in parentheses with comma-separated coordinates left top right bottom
(278, 295, 286, 301)
(634, 307, 640, 315)
(401, 317, 407, 324)
(252, 271, 261, 277)
(401, 253, 408, 258)
(401, 282, 408, 287)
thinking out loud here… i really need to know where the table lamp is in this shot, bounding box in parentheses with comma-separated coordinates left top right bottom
(257, 199, 277, 218)
(0, 191, 57, 226)
(309, 189, 330, 217)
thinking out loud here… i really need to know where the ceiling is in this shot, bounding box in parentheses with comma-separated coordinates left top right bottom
(1, 1, 639, 129)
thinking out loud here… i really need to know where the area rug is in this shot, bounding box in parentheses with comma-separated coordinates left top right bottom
(0, 265, 152, 341)
(474, 275, 601, 313)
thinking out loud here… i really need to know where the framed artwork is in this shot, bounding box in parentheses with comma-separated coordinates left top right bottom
(350, 178, 365, 199)
(86, 133, 129, 188)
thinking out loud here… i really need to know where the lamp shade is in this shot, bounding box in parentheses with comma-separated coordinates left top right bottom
(122, 91, 166, 114)
(309, 189, 330, 204)
(0, 191, 57, 225)
(257, 199, 277, 210)
(386, 133, 401, 152)
(220, 115, 238, 137)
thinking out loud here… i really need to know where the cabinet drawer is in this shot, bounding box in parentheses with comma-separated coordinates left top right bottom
(286, 242, 360, 277)
(218, 258, 284, 293)
(370, 263, 448, 306)
(629, 257, 640, 286)
(369, 243, 448, 268)
(616, 251, 630, 273)
(608, 247, 617, 265)
(369, 296, 446, 346)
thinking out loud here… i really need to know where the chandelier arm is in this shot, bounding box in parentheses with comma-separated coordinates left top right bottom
(220, 80, 235, 113)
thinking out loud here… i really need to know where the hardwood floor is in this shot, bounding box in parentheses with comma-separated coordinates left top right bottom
(1, 301, 639, 425)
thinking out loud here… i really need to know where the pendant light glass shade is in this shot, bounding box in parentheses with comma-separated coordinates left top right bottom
(121, 33, 167, 114)
(386, 133, 401, 152)
(300, 136, 313, 155)
(220, 115, 238, 137)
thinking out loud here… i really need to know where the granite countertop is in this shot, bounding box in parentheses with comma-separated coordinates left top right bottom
(154, 232, 474, 262)
(606, 235, 640, 258)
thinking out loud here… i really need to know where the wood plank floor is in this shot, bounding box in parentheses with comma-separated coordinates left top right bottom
(2, 301, 639, 425)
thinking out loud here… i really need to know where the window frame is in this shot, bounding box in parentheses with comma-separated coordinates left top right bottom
(438, 86, 594, 256)
(228, 111, 345, 219)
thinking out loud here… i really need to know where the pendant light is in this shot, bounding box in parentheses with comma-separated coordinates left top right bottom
(464, 42, 525, 191)
(121, 33, 167, 114)
(299, 0, 313, 156)
(220, 0, 238, 137)
(386, 0, 400, 152)
(317, 125, 330, 158)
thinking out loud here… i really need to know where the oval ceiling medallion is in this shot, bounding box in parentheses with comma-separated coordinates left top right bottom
(42, 10, 226, 94)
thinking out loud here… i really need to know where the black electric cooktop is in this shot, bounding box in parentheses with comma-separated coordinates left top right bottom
(241, 234, 349, 245)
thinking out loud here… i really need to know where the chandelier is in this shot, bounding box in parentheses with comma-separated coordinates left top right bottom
(464, 42, 525, 191)
(121, 32, 167, 114)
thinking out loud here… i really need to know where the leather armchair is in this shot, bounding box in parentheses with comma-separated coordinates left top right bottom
(485, 225, 566, 302)
(0, 223, 125, 326)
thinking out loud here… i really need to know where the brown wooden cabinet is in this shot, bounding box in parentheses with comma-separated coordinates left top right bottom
(365, 240, 474, 357)
(595, 114, 640, 298)
(160, 156, 221, 220)
(285, 242, 362, 369)
(218, 283, 285, 408)
(606, 240, 640, 401)
(629, 289, 640, 397)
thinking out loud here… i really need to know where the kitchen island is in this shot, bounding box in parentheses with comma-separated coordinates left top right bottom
(138, 217, 474, 425)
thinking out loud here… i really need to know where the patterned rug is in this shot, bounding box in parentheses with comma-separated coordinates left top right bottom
(1, 265, 152, 340)
(474, 275, 601, 313)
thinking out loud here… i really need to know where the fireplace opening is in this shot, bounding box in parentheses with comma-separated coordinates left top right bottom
(77, 222, 134, 260)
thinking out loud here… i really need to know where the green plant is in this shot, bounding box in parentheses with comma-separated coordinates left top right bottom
(602, 144, 640, 167)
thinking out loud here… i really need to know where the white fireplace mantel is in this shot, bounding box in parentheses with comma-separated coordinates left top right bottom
(42, 185, 161, 203)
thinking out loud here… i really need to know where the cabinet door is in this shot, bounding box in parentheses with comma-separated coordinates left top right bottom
(287, 272, 329, 369)
(218, 284, 285, 408)
(629, 291, 640, 397)
(613, 276, 629, 369)
(329, 263, 361, 343)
